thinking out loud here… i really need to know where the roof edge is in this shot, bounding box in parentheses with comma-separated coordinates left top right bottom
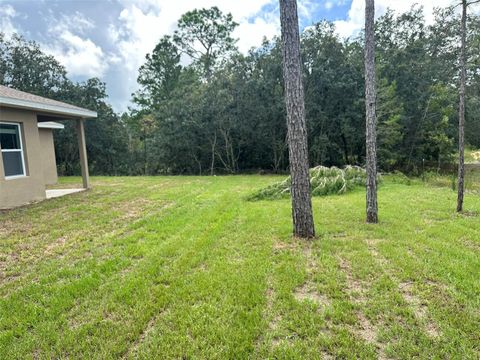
(0, 96, 98, 118)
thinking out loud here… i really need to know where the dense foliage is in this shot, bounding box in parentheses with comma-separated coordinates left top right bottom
(128, 5, 480, 175)
(1, 5, 479, 176)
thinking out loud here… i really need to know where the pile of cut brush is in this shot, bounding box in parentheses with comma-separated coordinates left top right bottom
(472, 151, 480, 162)
(248, 165, 371, 201)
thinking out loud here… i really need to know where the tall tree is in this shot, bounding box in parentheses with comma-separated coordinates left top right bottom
(457, 0, 468, 212)
(133, 36, 182, 112)
(172, 7, 238, 174)
(173, 7, 238, 80)
(279, 0, 315, 238)
(456, 0, 480, 211)
(365, 0, 379, 223)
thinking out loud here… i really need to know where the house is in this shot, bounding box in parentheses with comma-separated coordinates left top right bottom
(0, 85, 97, 209)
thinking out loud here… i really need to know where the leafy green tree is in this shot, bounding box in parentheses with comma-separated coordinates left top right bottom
(376, 80, 404, 171)
(0, 33, 69, 97)
(302, 22, 364, 166)
(133, 36, 182, 112)
(173, 7, 238, 79)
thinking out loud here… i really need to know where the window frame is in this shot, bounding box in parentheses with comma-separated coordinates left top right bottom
(0, 122, 27, 180)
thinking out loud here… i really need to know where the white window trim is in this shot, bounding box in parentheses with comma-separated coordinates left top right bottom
(0, 121, 27, 180)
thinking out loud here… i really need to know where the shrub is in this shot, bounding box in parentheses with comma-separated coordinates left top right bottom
(388, 170, 412, 185)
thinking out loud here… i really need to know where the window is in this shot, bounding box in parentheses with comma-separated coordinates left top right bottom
(0, 122, 26, 179)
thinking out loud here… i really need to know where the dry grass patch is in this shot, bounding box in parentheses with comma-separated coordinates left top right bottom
(293, 242, 331, 307)
(366, 239, 442, 340)
(338, 258, 367, 302)
(293, 282, 330, 307)
(338, 257, 388, 358)
(398, 281, 441, 338)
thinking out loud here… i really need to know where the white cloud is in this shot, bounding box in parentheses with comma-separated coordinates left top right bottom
(51, 11, 95, 34)
(110, 0, 280, 69)
(45, 32, 109, 78)
(107, 0, 282, 110)
(325, 2, 335, 10)
(43, 12, 112, 78)
(322, 0, 348, 11)
(0, 4, 19, 37)
(333, 0, 478, 39)
(235, 17, 278, 53)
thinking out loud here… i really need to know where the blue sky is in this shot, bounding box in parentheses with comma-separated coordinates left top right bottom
(0, 0, 462, 112)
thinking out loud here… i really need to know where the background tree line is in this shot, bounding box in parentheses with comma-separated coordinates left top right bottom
(1, 4, 479, 176)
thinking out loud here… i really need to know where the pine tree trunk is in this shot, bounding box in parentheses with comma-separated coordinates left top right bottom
(279, 0, 315, 238)
(210, 131, 217, 176)
(365, 0, 379, 224)
(457, 0, 467, 213)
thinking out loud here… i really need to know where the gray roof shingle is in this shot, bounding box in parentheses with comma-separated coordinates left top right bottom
(0, 85, 97, 118)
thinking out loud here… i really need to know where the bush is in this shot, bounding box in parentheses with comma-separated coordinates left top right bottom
(387, 170, 412, 185)
(247, 165, 373, 201)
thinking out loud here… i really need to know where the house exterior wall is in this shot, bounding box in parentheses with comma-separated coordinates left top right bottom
(0, 107, 46, 209)
(38, 128, 58, 185)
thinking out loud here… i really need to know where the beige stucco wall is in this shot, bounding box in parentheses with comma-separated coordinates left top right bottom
(39, 128, 58, 186)
(0, 107, 46, 209)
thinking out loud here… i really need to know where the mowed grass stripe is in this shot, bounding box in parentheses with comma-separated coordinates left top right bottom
(0, 178, 245, 357)
(129, 201, 279, 358)
(0, 178, 181, 291)
(0, 178, 206, 298)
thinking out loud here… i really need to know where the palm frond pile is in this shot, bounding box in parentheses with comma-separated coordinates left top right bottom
(248, 166, 372, 201)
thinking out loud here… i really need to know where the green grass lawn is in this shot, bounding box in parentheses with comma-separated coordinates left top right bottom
(0, 175, 479, 359)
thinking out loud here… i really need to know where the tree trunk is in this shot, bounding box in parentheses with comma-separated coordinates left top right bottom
(457, 0, 467, 213)
(210, 131, 217, 176)
(143, 128, 147, 175)
(279, 0, 315, 239)
(365, 0, 379, 223)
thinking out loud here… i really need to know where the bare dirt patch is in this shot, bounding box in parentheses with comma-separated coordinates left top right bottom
(365, 239, 388, 267)
(339, 257, 387, 358)
(272, 241, 298, 253)
(460, 210, 478, 218)
(0, 219, 17, 238)
(118, 198, 156, 221)
(354, 311, 377, 344)
(265, 280, 278, 331)
(461, 238, 480, 252)
(338, 258, 366, 302)
(366, 241, 442, 340)
(44, 236, 67, 256)
(293, 282, 330, 307)
(301, 243, 317, 275)
(351, 312, 388, 360)
(254, 276, 283, 352)
(293, 243, 331, 308)
(398, 282, 440, 338)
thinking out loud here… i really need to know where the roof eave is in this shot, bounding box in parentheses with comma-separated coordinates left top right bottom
(0, 96, 98, 118)
(38, 122, 65, 130)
